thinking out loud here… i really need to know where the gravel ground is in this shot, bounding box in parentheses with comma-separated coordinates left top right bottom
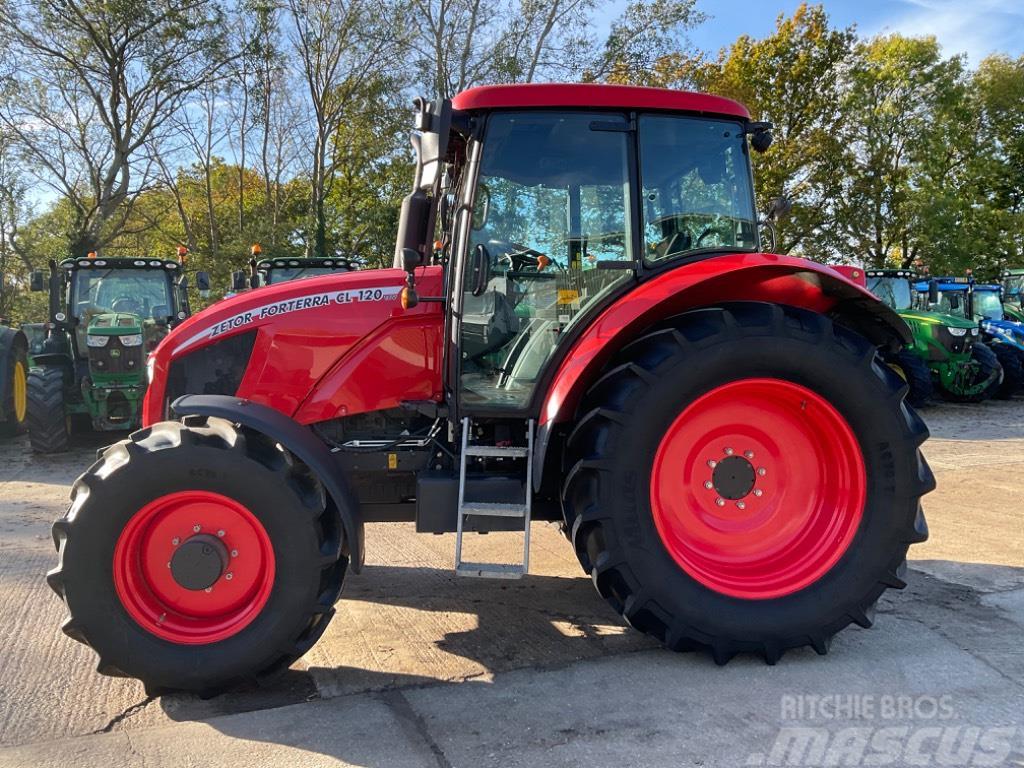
(0, 399, 1021, 766)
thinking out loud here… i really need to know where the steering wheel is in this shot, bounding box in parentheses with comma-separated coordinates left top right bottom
(695, 227, 719, 249)
(111, 295, 142, 315)
(488, 240, 550, 272)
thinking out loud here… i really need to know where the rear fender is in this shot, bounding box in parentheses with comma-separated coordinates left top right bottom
(171, 394, 364, 572)
(534, 253, 910, 490)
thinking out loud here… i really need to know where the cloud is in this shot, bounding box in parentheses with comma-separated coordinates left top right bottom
(865, 0, 1024, 65)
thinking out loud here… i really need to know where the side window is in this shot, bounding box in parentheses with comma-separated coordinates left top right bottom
(638, 115, 758, 261)
(460, 112, 633, 409)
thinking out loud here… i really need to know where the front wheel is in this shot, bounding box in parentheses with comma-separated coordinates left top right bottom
(0, 342, 28, 437)
(990, 344, 1023, 399)
(47, 418, 346, 694)
(887, 348, 934, 408)
(27, 366, 70, 452)
(562, 303, 933, 664)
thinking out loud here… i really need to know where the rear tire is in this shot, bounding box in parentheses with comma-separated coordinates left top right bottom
(0, 343, 28, 437)
(562, 303, 933, 665)
(990, 344, 1023, 399)
(888, 349, 934, 408)
(47, 418, 347, 695)
(27, 366, 70, 452)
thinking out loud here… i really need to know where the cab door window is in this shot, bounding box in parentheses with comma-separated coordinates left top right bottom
(460, 112, 633, 409)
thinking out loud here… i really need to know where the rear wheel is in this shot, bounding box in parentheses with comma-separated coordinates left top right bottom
(990, 344, 1023, 399)
(27, 366, 70, 452)
(888, 349, 934, 408)
(47, 418, 346, 694)
(0, 343, 28, 437)
(562, 303, 933, 664)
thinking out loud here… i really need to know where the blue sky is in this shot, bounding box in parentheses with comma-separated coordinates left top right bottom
(664, 0, 1024, 66)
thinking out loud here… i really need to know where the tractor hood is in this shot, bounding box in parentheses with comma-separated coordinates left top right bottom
(87, 312, 143, 335)
(143, 266, 446, 427)
(898, 309, 977, 330)
(981, 318, 1024, 351)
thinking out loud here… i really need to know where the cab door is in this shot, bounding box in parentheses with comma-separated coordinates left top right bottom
(451, 111, 636, 414)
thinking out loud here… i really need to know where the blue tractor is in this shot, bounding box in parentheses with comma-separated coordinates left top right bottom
(918, 277, 1024, 399)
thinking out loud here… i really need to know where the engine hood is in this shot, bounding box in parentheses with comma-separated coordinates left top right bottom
(87, 312, 143, 335)
(144, 266, 445, 427)
(897, 309, 976, 330)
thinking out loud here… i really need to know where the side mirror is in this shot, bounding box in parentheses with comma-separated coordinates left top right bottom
(249, 274, 260, 290)
(196, 271, 211, 299)
(30, 271, 46, 292)
(749, 121, 773, 153)
(401, 247, 423, 273)
(469, 244, 491, 296)
(765, 196, 792, 222)
(231, 270, 247, 291)
(928, 280, 939, 305)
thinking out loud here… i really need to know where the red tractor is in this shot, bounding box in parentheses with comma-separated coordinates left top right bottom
(48, 84, 933, 695)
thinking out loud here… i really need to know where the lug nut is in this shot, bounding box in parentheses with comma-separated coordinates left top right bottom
(225, 572, 233, 581)
(171, 537, 180, 546)
(217, 530, 225, 538)
(754, 489, 764, 497)
(724, 447, 734, 455)
(204, 587, 212, 593)
(704, 480, 713, 489)
(715, 497, 725, 507)
(231, 549, 238, 558)
(757, 467, 767, 477)
(745, 450, 754, 459)
(736, 501, 746, 510)
(192, 524, 201, 533)
(707, 459, 717, 468)
(166, 561, 171, 568)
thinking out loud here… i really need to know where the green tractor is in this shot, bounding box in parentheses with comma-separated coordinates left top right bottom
(26, 254, 206, 452)
(230, 244, 356, 293)
(0, 322, 29, 438)
(1003, 268, 1024, 323)
(865, 269, 1000, 404)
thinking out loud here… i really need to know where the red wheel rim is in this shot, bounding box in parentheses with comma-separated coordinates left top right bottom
(649, 378, 866, 600)
(113, 491, 275, 644)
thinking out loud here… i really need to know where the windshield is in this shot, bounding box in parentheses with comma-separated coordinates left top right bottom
(266, 267, 347, 284)
(973, 290, 1004, 321)
(867, 276, 912, 311)
(1004, 275, 1024, 300)
(639, 115, 757, 260)
(71, 269, 173, 322)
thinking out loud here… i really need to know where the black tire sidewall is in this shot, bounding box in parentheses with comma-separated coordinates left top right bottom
(582, 312, 917, 641)
(62, 439, 324, 689)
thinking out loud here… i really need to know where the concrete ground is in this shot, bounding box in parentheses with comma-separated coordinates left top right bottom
(0, 400, 1021, 767)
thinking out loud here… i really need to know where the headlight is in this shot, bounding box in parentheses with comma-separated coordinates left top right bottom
(970, 328, 979, 336)
(87, 335, 109, 347)
(947, 327, 967, 337)
(120, 334, 143, 347)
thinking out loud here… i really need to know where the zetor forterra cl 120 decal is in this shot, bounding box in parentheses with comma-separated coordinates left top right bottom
(174, 285, 402, 353)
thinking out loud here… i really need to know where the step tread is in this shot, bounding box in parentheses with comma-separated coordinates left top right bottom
(455, 562, 526, 579)
(461, 501, 528, 517)
(464, 445, 529, 458)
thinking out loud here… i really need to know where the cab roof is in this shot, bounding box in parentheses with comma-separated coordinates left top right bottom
(451, 83, 750, 120)
(59, 257, 180, 271)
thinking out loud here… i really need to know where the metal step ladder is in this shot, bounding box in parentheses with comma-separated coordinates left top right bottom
(454, 417, 533, 579)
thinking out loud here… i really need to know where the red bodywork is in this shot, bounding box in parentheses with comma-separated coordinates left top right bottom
(452, 84, 750, 119)
(146, 253, 898, 431)
(143, 267, 444, 427)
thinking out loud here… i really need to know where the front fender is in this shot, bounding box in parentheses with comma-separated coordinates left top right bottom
(171, 394, 364, 572)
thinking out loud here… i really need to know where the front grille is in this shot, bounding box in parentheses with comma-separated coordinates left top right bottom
(165, 331, 257, 411)
(88, 337, 144, 376)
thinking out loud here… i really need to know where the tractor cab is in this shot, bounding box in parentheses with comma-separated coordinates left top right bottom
(230, 246, 356, 293)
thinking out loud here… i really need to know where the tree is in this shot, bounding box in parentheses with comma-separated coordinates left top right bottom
(829, 35, 968, 268)
(286, 0, 405, 258)
(0, 0, 235, 257)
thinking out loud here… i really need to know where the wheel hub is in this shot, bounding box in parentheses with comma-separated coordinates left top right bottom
(170, 534, 229, 591)
(710, 455, 755, 500)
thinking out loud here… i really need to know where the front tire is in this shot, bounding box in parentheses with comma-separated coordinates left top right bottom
(888, 348, 934, 408)
(27, 366, 70, 452)
(0, 342, 28, 437)
(990, 344, 1023, 399)
(47, 418, 346, 694)
(562, 303, 933, 664)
